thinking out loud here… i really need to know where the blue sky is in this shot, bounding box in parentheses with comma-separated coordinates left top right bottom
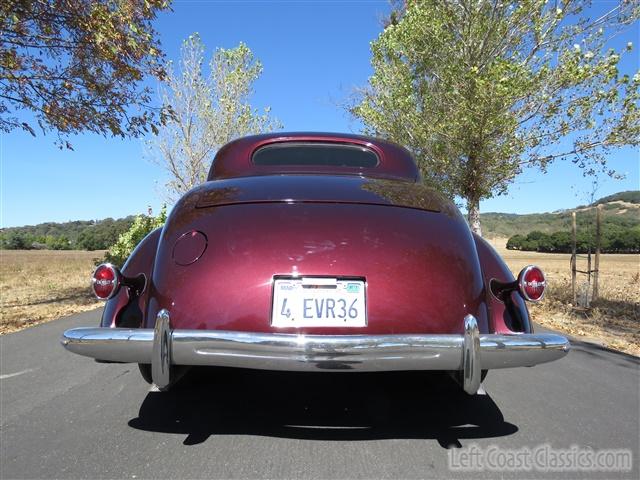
(1, 0, 638, 228)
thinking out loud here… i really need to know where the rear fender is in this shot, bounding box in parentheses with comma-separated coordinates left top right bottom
(473, 233, 532, 334)
(99, 228, 162, 328)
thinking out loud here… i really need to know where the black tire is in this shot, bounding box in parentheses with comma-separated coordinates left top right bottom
(138, 364, 153, 384)
(449, 369, 488, 387)
(138, 363, 190, 390)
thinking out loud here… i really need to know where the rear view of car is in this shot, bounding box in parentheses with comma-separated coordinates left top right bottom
(62, 133, 569, 394)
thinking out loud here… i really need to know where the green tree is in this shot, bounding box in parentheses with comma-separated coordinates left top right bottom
(550, 231, 572, 252)
(352, 0, 639, 235)
(45, 235, 71, 250)
(1, 231, 29, 249)
(147, 34, 281, 200)
(76, 230, 103, 251)
(506, 234, 524, 250)
(1, 0, 170, 147)
(102, 207, 167, 268)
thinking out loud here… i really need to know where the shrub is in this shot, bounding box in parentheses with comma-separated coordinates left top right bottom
(45, 235, 72, 250)
(506, 234, 525, 250)
(101, 206, 167, 268)
(1, 232, 30, 250)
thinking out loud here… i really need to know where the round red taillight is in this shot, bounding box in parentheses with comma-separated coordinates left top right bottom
(92, 264, 120, 300)
(517, 265, 546, 302)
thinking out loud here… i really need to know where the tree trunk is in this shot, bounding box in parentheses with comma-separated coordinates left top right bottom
(467, 198, 482, 236)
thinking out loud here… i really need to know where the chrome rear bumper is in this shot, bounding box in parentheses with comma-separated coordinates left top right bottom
(61, 310, 569, 394)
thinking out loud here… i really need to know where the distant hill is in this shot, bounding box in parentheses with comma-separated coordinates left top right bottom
(591, 190, 640, 206)
(0, 216, 135, 250)
(481, 190, 640, 239)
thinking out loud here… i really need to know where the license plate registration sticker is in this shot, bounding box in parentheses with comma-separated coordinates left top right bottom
(271, 277, 366, 327)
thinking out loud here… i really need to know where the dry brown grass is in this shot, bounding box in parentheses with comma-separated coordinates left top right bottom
(487, 237, 640, 356)
(0, 250, 104, 334)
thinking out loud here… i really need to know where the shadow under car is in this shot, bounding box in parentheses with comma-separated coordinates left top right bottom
(128, 368, 518, 447)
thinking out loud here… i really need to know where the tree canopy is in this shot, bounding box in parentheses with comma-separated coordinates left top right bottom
(146, 34, 281, 200)
(1, 0, 170, 147)
(351, 0, 639, 235)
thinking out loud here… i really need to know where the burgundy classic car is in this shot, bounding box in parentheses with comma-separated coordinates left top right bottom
(61, 132, 569, 394)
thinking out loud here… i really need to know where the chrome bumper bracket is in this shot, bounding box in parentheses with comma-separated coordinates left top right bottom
(463, 314, 482, 394)
(152, 309, 172, 390)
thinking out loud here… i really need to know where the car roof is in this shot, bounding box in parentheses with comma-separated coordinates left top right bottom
(207, 132, 420, 181)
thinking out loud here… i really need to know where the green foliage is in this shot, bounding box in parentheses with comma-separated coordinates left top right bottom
(1, 231, 29, 250)
(44, 236, 72, 250)
(351, 0, 639, 234)
(507, 226, 640, 253)
(101, 206, 167, 268)
(147, 34, 281, 200)
(0, 217, 135, 250)
(0, 0, 170, 147)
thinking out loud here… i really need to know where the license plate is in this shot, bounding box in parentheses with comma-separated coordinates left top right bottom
(271, 277, 366, 327)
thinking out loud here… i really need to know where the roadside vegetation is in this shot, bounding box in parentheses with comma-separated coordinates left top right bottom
(493, 240, 640, 356)
(0, 217, 135, 251)
(0, 250, 103, 334)
(0, 207, 166, 334)
(1, 208, 165, 264)
(102, 207, 166, 268)
(506, 227, 639, 253)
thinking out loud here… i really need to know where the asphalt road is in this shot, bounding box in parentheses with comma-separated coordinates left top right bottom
(1, 309, 638, 479)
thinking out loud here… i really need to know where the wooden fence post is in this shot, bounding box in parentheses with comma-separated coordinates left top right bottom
(594, 204, 601, 301)
(571, 211, 577, 305)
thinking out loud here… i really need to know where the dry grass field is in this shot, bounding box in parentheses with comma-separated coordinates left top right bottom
(0, 250, 103, 334)
(487, 237, 640, 356)
(1, 244, 638, 356)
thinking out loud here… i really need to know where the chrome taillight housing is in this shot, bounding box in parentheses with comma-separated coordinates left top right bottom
(517, 265, 546, 302)
(91, 263, 121, 300)
(491, 265, 546, 303)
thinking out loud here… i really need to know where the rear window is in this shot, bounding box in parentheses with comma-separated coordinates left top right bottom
(252, 143, 379, 168)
